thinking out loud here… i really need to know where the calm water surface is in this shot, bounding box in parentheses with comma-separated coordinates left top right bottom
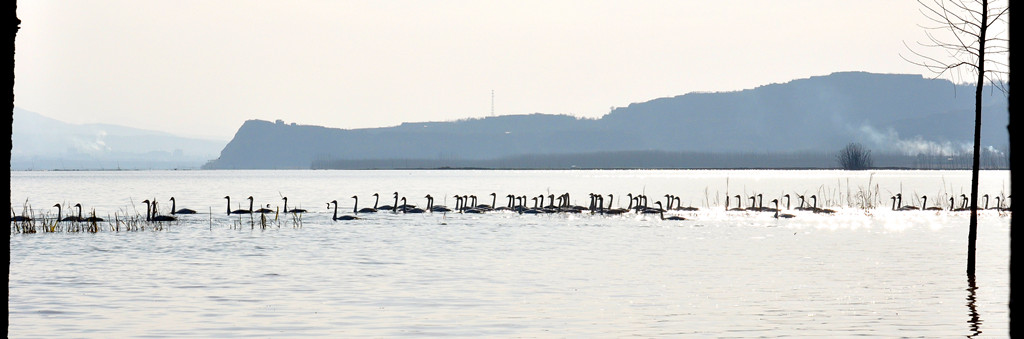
(9, 170, 1011, 337)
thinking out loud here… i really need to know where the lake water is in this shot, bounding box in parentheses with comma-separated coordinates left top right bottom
(9, 169, 1012, 337)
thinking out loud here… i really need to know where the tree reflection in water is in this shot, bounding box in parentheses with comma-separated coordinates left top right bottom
(966, 275, 982, 338)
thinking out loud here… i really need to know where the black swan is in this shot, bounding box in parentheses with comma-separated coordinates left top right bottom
(350, 195, 376, 213)
(54, 203, 81, 222)
(810, 195, 835, 214)
(79, 203, 105, 222)
(10, 206, 31, 223)
(894, 193, 919, 211)
(794, 195, 814, 211)
(254, 200, 274, 214)
(144, 200, 176, 221)
(772, 199, 795, 218)
(654, 202, 685, 220)
(282, 197, 308, 214)
(921, 195, 944, 211)
(673, 196, 699, 211)
(952, 194, 970, 212)
(727, 194, 746, 211)
(225, 196, 253, 215)
(603, 194, 630, 215)
(426, 195, 452, 213)
(330, 200, 359, 220)
(169, 197, 197, 214)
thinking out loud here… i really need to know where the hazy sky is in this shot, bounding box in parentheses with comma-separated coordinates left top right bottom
(13, 1, 1007, 141)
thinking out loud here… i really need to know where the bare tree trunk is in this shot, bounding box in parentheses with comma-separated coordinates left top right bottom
(966, 0, 988, 276)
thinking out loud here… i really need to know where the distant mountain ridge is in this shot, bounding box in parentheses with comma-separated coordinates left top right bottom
(202, 71, 1008, 169)
(11, 107, 227, 170)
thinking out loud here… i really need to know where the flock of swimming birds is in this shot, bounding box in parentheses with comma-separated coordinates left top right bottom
(11, 191, 1011, 224)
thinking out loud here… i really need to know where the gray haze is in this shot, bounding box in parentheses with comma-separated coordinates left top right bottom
(15, 1, 1008, 140)
(11, 107, 226, 170)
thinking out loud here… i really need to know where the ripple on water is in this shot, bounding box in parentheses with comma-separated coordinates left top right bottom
(8, 169, 1011, 337)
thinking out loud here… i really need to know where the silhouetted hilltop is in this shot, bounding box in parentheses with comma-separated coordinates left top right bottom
(202, 72, 1009, 169)
(601, 72, 1007, 152)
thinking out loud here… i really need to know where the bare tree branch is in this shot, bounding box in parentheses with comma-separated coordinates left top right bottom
(906, 0, 1007, 86)
(908, 0, 1009, 276)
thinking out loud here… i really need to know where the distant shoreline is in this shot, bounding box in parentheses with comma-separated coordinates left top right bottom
(10, 167, 1009, 172)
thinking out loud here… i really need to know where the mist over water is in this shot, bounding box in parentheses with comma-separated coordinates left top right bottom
(9, 170, 1011, 337)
